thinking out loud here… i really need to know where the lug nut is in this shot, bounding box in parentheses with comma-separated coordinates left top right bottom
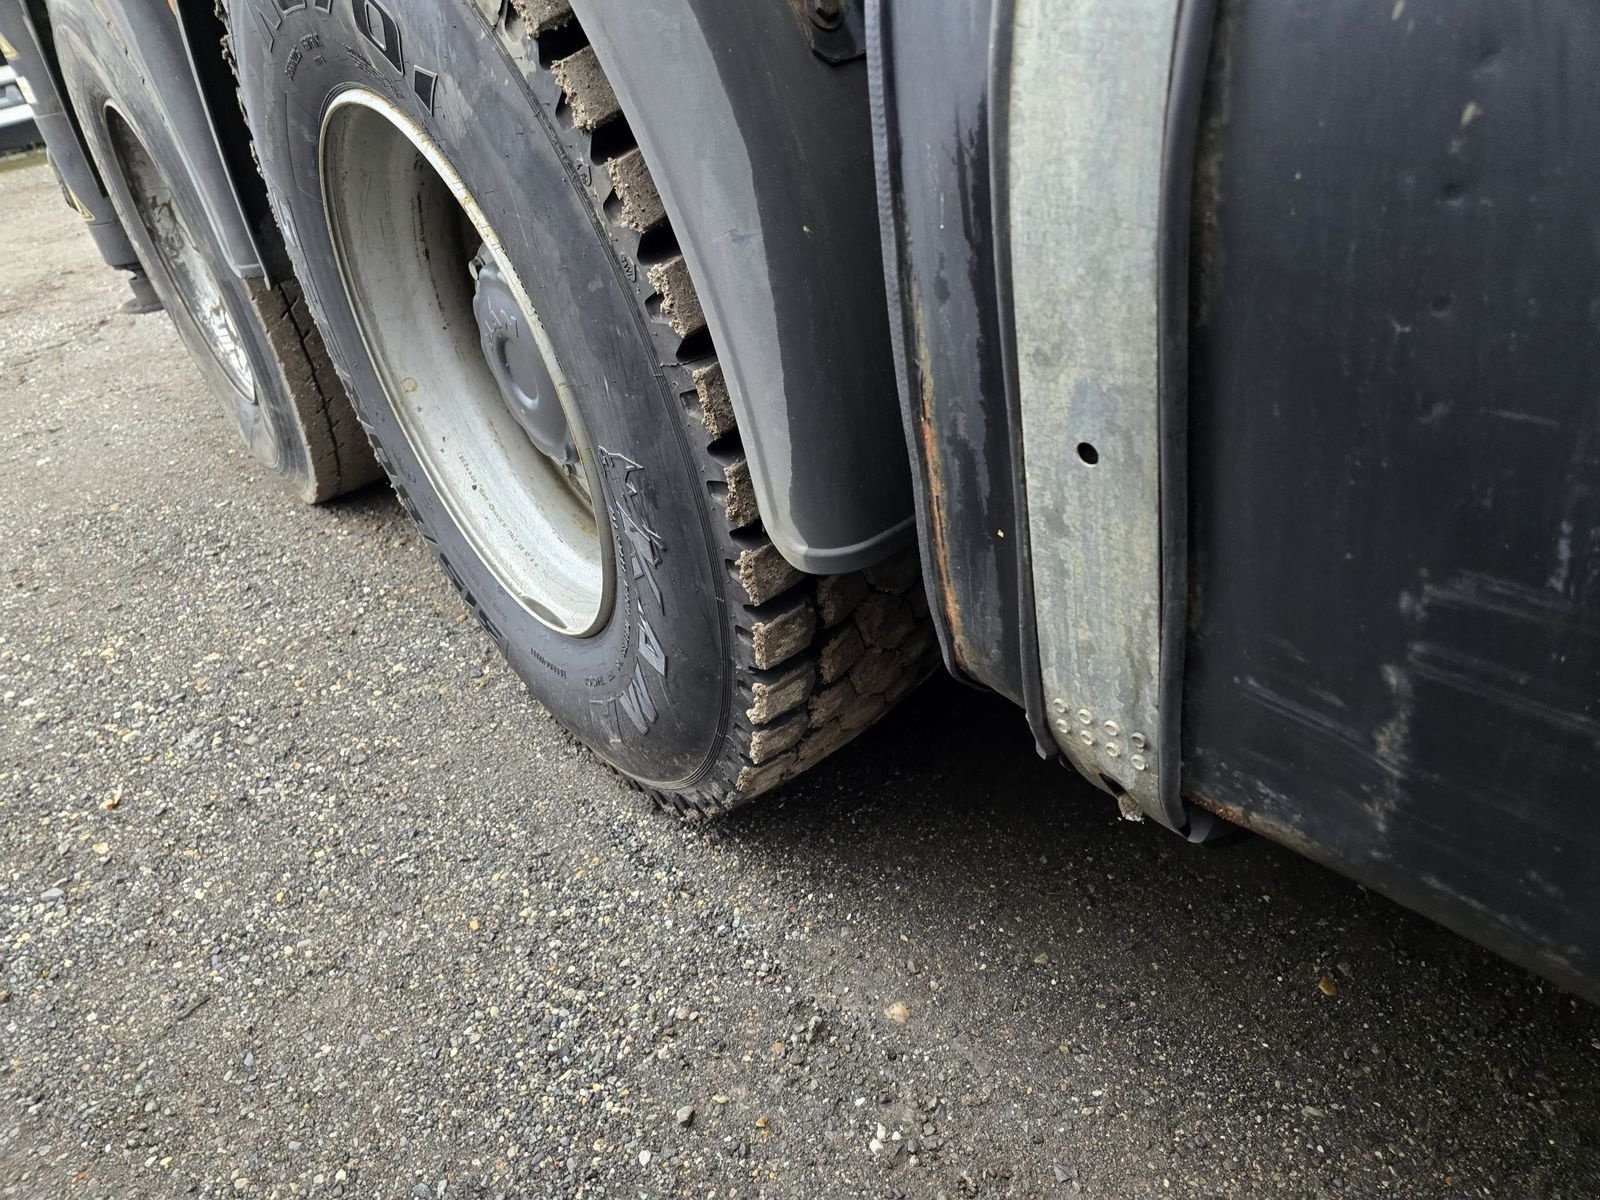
(810, 0, 843, 29)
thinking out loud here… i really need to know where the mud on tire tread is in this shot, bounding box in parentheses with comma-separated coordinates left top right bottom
(522, 6, 940, 812)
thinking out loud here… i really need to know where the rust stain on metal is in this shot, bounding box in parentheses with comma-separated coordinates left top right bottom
(1189, 0, 1239, 329)
(1184, 790, 1322, 854)
(1185, 791, 1247, 826)
(909, 285, 973, 670)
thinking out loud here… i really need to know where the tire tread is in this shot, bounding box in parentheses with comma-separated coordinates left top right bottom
(487, 3, 936, 813)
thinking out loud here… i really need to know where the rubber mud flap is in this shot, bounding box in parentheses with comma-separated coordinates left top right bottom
(226, 0, 935, 811)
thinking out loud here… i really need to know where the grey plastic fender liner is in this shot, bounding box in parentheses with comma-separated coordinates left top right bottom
(16, 0, 263, 278)
(123, 0, 264, 277)
(574, 0, 915, 576)
(1003, 0, 1194, 829)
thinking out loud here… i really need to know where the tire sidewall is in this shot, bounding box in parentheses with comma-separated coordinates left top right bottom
(230, 0, 733, 787)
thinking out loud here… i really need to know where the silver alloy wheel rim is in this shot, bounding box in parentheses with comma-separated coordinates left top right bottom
(105, 106, 255, 400)
(318, 89, 612, 637)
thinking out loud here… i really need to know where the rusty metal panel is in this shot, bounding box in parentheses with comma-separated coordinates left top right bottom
(867, 0, 1033, 706)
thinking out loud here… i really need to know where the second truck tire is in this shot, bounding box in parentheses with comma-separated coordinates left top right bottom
(47, 0, 378, 504)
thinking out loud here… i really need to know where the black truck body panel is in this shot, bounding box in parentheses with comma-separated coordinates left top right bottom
(165, 0, 268, 278)
(1183, 0, 1600, 1000)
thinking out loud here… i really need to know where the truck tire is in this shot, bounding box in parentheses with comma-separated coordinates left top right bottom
(46, 0, 378, 503)
(225, 0, 934, 812)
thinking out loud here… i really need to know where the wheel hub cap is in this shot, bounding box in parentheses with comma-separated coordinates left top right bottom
(470, 244, 580, 474)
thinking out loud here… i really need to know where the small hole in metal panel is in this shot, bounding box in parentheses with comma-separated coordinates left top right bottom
(1076, 442, 1099, 465)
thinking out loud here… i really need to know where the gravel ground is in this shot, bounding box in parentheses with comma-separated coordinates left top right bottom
(2, 152, 1598, 1200)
